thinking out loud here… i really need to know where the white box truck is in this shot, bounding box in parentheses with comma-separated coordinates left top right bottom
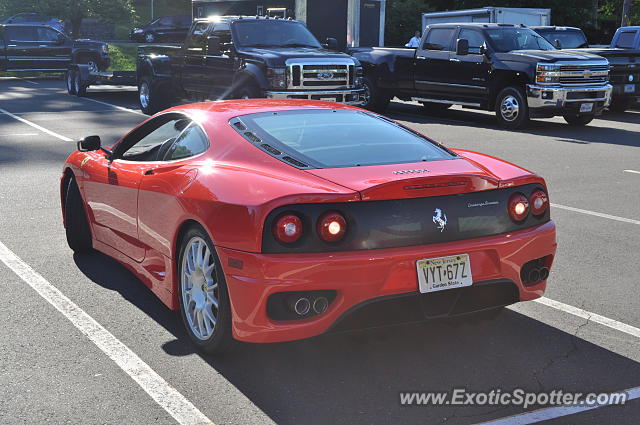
(422, 7, 551, 30)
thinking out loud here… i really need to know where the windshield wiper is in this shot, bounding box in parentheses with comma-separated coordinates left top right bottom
(243, 43, 275, 47)
(281, 43, 318, 48)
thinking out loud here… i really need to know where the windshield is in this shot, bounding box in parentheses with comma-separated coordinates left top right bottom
(233, 110, 454, 168)
(538, 30, 589, 48)
(232, 20, 322, 48)
(486, 28, 556, 52)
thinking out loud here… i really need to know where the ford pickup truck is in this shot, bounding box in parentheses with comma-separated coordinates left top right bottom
(0, 24, 109, 72)
(136, 16, 363, 115)
(533, 26, 640, 111)
(351, 23, 612, 129)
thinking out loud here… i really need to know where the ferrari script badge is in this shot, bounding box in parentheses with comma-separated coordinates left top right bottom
(433, 208, 447, 232)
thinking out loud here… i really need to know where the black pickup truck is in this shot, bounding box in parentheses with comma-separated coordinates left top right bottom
(352, 23, 612, 129)
(136, 16, 363, 115)
(532, 26, 640, 112)
(0, 24, 109, 72)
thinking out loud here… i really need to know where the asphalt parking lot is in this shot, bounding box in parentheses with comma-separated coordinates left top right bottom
(0, 77, 639, 425)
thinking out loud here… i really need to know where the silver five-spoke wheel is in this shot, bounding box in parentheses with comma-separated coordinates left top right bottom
(181, 236, 219, 340)
(139, 81, 150, 109)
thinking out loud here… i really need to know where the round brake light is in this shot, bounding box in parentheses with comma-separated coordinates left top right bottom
(530, 190, 549, 216)
(273, 214, 303, 243)
(508, 193, 529, 222)
(317, 212, 347, 242)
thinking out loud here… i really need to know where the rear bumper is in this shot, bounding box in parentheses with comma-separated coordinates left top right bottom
(265, 88, 364, 105)
(217, 221, 557, 343)
(526, 84, 612, 117)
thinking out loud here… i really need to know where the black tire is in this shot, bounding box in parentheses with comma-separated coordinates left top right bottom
(421, 101, 451, 113)
(76, 55, 101, 72)
(74, 71, 87, 97)
(495, 86, 529, 129)
(144, 32, 156, 43)
(138, 75, 172, 115)
(563, 114, 595, 126)
(66, 69, 77, 95)
(64, 176, 92, 253)
(608, 99, 631, 113)
(236, 83, 262, 99)
(360, 75, 390, 112)
(177, 226, 233, 355)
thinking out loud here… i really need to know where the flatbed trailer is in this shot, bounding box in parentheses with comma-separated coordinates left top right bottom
(65, 63, 137, 96)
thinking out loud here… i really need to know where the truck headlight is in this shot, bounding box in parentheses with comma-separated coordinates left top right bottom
(133, 29, 143, 34)
(101, 44, 108, 54)
(536, 63, 560, 84)
(267, 68, 287, 89)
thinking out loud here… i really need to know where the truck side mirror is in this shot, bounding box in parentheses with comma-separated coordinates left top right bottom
(325, 37, 338, 51)
(554, 39, 562, 49)
(78, 135, 101, 152)
(455, 38, 469, 55)
(479, 44, 488, 56)
(206, 36, 221, 56)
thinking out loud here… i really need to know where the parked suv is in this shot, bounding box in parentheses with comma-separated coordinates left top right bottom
(352, 23, 612, 129)
(136, 16, 363, 114)
(130, 15, 192, 43)
(0, 24, 109, 72)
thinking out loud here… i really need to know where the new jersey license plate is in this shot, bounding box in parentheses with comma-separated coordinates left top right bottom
(417, 254, 473, 293)
(624, 84, 635, 93)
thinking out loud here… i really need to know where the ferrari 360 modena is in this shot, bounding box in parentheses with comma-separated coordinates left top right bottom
(61, 100, 557, 353)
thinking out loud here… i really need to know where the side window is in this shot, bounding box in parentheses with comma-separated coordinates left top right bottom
(164, 124, 209, 160)
(36, 27, 60, 42)
(614, 31, 636, 49)
(458, 29, 485, 54)
(159, 17, 172, 26)
(6, 26, 38, 41)
(120, 117, 191, 161)
(422, 28, 455, 51)
(186, 22, 209, 50)
(211, 23, 231, 44)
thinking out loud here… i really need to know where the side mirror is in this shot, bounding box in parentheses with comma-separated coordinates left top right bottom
(55, 33, 66, 45)
(479, 44, 488, 56)
(455, 38, 469, 56)
(206, 35, 221, 56)
(554, 39, 562, 49)
(325, 37, 338, 51)
(78, 135, 101, 152)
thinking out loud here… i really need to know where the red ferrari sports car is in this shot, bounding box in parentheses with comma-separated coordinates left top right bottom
(61, 100, 556, 353)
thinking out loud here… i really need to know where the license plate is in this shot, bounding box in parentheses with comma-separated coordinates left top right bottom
(624, 84, 635, 93)
(417, 254, 473, 293)
(580, 103, 594, 113)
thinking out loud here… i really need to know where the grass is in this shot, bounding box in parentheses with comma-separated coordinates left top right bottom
(106, 43, 138, 71)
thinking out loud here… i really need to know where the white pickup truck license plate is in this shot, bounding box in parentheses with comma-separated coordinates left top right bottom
(580, 103, 594, 113)
(417, 254, 473, 293)
(624, 84, 635, 93)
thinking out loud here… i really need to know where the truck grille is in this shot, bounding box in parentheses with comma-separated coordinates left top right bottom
(558, 64, 609, 86)
(287, 59, 356, 90)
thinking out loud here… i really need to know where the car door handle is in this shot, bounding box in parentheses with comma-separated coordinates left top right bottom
(416, 56, 427, 60)
(7, 44, 17, 47)
(39, 45, 48, 47)
(449, 58, 461, 62)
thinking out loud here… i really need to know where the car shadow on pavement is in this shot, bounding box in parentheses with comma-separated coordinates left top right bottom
(387, 102, 640, 149)
(74, 250, 640, 425)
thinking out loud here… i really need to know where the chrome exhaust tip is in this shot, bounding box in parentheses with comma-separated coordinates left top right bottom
(539, 267, 550, 281)
(528, 268, 540, 284)
(312, 296, 329, 314)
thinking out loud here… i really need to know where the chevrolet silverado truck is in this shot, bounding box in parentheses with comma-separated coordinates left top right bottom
(352, 23, 612, 129)
(136, 16, 363, 115)
(533, 26, 640, 112)
(0, 24, 109, 72)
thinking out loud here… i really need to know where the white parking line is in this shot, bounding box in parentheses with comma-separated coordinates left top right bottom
(478, 386, 640, 425)
(0, 108, 73, 142)
(0, 240, 214, 425)
(80, 97, 146, 115)
(624, 169, 640, 175)
(534, 296, 640, 339)
(551, 203, 640, 226)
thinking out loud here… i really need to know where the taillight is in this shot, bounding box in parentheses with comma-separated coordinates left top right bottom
(530, 190, 549, 216)
(508, 193, 529, 222)
(316, 212, 347, 242)
(273, 214, 303, 243)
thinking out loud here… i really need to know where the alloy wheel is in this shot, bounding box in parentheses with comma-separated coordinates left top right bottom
(500, 95, 519, 122)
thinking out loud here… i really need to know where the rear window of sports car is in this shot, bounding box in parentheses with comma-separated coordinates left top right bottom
(229, 110, 455, 168)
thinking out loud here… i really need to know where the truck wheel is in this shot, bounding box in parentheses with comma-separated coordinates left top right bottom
(495, 87, 529, 129)
(361, 75, 390, 112)
(563, 114, 595, 126)
(144, 32, 156, 43)
(66, 69, 77, 95)
(138, 76, 171, 115)
(74, 72, 87, 97)
(608, 99, 631, 113)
